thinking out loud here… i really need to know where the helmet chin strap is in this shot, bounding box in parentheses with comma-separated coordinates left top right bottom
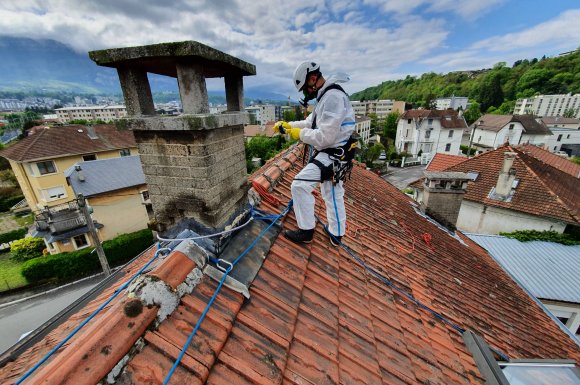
(300, 72, 321, 107)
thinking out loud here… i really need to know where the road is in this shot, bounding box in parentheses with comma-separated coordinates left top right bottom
(383, 165, 426, 190)
(0, 276, 101, 354)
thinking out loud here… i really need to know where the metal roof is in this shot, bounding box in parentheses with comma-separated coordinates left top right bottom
(466, 233, 580, 304)
(64, 155, 146, 197)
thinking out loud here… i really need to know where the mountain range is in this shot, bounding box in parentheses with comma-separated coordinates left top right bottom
(0, 37, 286, 101)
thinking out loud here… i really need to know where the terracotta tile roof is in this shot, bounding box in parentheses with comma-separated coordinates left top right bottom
(0, 125, 136, 162)
(426, 153, 467, 172)
(2, 145, 579, 385)
(445, 145, 579, 223)
(516, 144, 580, 178)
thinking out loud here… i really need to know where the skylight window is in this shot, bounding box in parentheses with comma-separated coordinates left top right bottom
(463, 330, 580, 385)
(467, 171, 479, 181)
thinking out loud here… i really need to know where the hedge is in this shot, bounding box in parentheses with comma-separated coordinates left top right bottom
(0, 195, 24, 212)
(21, 229, 154, 283)
(0, 228, 27, 244)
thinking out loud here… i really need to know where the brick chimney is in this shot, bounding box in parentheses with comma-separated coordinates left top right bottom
(421, 171, 471, 231)
(493, 152, 517, 198)
(89, 41, 256, 237)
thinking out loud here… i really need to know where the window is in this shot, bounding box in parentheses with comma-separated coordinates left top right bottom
(83, 154, 97, 161)
(448, 130, 454, 138)
(141, 190, 150, 202)
(407, 119, 412, 124)
(72, 234, 89, 249)
(119, 148, 131, 157)
(427, 119, 433, 125)
(42, 186, 66, 201)
(509, 124, 514, 130)
(425, 130, 431, 139)
(557, 135, 562, 142)
(36, 160, 56, 175)
(445, 143, 451, 152)
(463, 330, 580, 385)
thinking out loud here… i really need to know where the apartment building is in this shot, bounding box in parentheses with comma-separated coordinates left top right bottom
(354, 115, 372, 144)
(435, 96, 468, 111)
(55, 105, 127, 123)
(514, 93, 580, 118)
(351, 99, 402, 119)
(244, 104, 276, 126)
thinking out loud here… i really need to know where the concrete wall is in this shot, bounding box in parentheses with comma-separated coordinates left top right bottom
(456, 199, 567, 234)
(422, 188, 465, 229)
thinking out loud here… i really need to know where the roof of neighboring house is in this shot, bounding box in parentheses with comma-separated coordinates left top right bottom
(516, 144, 580, 178)
(472, 114, 552, 135)
(444, 145, 580, 223)
(512, 115, 552, 135)
(540, 116, 580, 126)
(426, 153, 467, 171)
(471, 114, 513, 132)
(400, 109, 468, 129)
(466, 234, 580, 304)
(0, 124, 136, 162)
(244, 124, 275, 137)
(2, 144, 580, 384)
(64, 156, 146, 197)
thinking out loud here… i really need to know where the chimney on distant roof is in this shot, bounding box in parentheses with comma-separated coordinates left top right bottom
(89, 41, 256, 239)
(421, 171, 471, 231)
(74, 165, 85, 182)
(494, 152, 517, 198)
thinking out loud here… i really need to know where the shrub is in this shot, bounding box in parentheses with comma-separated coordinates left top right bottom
(10, 237, 45, 262)
(0, 194, 24, 212)
(0, 228, 27, 244)
(499, 230, 580, 246)
(21, 229, 154, 283)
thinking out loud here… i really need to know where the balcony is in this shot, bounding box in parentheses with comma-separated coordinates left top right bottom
(35, 202, 87, 235)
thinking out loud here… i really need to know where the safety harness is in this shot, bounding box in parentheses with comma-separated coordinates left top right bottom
(297, 84, 359, 185)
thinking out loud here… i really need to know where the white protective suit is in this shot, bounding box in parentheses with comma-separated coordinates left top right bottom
(289, 73, 355, 236)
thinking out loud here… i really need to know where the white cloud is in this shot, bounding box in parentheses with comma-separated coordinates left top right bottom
(0, 1, 578, 96)
(472, 9, 580, 51)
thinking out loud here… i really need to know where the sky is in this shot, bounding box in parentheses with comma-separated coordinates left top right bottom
(0, 0, 579, 98)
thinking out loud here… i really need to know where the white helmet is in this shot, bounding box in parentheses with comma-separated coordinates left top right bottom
(293, 61, 320, 91)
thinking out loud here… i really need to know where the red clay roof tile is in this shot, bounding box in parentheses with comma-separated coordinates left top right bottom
(2, 143, 580, 385)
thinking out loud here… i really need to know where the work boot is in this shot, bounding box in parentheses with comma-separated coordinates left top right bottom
(284, 228, 314, 244)
(324, 225, 342, 247)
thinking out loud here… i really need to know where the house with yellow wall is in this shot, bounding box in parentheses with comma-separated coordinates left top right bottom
(0, 124, 140, 254)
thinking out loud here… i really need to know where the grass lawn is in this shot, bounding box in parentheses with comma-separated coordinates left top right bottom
(0, 251, 28, 292)
(14, 214, 33, 227)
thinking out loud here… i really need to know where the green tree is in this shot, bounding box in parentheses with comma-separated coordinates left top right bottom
(479, 73, 504, 112)
(365, 143, 385, 166)
(463, 101, 482, 125)
(516, 68, 552, 96)
(368, 113, 378, 132)
(563, 108, 576, 118)
(382, 111, 399, 141)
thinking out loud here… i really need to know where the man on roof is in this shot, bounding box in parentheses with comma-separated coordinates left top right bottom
(273, 61, 356, 246)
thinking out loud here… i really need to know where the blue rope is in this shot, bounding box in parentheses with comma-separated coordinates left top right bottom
(15, 244, 171, 385)
(331, 184, 341, 236)
(324, 228, 465, 334)
(163, 202, 292, 385)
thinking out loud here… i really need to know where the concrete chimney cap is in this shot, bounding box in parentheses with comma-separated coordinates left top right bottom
(88, 40, 256, 78)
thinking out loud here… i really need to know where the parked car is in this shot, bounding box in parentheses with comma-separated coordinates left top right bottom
(378, 151, 387, 160)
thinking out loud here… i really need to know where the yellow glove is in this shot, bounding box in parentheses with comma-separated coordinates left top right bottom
(273, 121, 291, 134)
(288, 127, 302, 140)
